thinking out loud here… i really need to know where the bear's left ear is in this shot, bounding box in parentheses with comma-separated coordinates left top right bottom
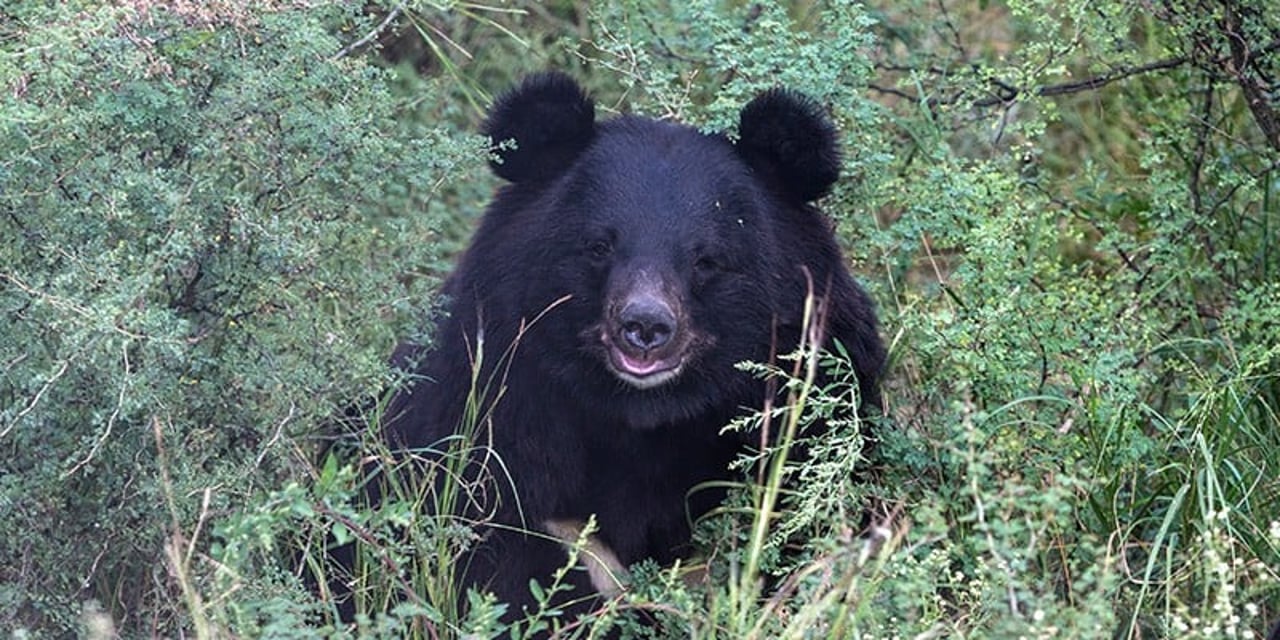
(483, 71, 597, 183)
(736, 89, 841, 203)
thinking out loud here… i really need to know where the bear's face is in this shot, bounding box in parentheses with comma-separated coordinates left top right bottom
(561, 122, 776, 391)
(473, 73, 842, 429)
(503, 122, 784, 429)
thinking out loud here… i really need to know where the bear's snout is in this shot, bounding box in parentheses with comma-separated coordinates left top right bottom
(599, 270, 694, 390)
(619, 296, 675, 351)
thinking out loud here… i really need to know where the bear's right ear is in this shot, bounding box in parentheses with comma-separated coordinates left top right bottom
(483, 72, 596, 183)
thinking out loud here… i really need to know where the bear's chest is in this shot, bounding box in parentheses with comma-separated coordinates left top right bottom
(571, 420, 738, 562)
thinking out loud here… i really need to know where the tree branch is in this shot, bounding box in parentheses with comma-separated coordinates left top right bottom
(1218, 3, 1280, 150)
(973, 56, 1189, 107)
(332, 6, 403, 61)
(871, 56, 1192, 108)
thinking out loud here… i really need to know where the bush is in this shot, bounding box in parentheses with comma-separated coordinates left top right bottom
(2, 0, 1278, 637)
(0, 3, 480, 634)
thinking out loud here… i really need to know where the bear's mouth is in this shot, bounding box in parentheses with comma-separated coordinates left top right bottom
(607, 346, 684, 389)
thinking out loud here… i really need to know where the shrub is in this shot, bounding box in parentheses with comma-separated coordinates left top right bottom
(0, 3, 480, 633)
(3, 0, 1278, 637)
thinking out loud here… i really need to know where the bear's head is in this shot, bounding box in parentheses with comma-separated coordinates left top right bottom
(462, 72, 845, 430)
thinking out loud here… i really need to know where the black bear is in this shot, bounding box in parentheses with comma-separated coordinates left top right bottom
(347, 72, 885, 628)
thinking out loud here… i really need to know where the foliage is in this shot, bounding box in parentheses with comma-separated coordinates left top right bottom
(0, 2, 481, 634)
(2, 0, 1278, 638)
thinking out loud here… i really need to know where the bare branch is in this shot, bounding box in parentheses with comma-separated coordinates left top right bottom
(332, 6, 403, 61)
(973, 56, 1189, 107)
(1219, 3, 1280, 150)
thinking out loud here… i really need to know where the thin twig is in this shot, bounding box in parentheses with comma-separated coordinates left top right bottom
(65, 342, 131, 477)
(974, 56, 1190, 107)
(331, 5, 403, 61)
(2, 357, 72, 441)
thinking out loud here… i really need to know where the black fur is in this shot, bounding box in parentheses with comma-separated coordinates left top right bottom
(737, 88, 842, 202)
(341, 72, 885, 629)
(483, 72, 596, 183)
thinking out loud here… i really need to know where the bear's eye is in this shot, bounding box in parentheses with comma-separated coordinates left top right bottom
(693, 255, 724, 282)
(586, 239, 613, 261)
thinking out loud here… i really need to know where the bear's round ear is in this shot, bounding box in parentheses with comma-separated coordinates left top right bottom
(483, 72, 596, 183)
(736, 89, 841, 202)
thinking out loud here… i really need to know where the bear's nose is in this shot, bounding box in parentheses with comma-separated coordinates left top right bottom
(619, 299, 675, 351)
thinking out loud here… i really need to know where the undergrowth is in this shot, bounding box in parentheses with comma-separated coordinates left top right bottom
(2, 0, 1278, 637)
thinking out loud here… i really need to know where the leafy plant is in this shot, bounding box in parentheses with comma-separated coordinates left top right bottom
(3, 0, 1278, 637)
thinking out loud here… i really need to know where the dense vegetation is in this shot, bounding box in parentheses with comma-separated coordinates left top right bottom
(2, 1, 1276, 637)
